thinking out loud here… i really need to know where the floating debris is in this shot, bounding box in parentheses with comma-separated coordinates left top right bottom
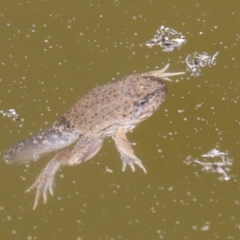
(185, 52, 219, 77)
(1, 109, 24, 127)
(194, 149, 233, 181)
(0, 109, 20, 121)
(201, 149, 226, 158)
(146, 26, 186, 52)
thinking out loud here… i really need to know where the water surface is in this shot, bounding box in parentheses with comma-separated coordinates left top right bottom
(1, 0, 240, 239)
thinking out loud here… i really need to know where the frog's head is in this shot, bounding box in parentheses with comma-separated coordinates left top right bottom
(124, 64, 184, 123)
(126, 75, 167, 122)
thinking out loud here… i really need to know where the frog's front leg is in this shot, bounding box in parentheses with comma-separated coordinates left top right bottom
(112, 128, 147, 173)
(26, 136, 103, 209)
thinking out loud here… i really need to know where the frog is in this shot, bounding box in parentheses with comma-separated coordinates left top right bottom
(3, 64, 184, 209)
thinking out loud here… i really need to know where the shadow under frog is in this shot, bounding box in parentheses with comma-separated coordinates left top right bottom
(3, 64, 184, 209)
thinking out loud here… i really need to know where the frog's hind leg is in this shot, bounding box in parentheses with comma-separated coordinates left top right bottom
(26, 136, 103, 210)
(142, 63, 185, 81)
(3, 126, 80, 164)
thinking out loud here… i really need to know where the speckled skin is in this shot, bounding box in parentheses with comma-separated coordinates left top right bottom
(3, 64, 184, 209)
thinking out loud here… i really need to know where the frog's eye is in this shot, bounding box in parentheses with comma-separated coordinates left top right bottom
(136, 98, 149, 107)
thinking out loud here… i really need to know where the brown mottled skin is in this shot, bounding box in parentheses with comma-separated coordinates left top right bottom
(3, 64, 184, 209)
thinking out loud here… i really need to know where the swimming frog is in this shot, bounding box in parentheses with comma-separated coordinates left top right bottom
(3, 64, 184, 209)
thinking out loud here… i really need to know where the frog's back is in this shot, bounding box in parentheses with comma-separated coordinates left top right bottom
(63, 73, 167, 137)
(64, 77, 129, 136)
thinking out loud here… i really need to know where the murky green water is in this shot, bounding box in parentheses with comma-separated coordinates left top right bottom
(1, 0, 240, 239)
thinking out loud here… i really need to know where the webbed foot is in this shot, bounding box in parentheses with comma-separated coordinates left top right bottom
(26, 159, 61, 210)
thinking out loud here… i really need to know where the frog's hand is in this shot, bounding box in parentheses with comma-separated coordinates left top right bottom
(112, 127, 147, 174)
(3, 127, 79, 164)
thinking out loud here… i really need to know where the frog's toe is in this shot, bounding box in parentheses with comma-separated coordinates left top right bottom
(137, 161, 147, 174)
(121, 156, 147, 174)
(26, 159, 61, 209)
(122, 161, 135, 172)
(26, 173, 55, 210)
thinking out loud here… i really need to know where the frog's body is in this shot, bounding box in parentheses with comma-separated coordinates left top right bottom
(3, 64, 184, 209)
